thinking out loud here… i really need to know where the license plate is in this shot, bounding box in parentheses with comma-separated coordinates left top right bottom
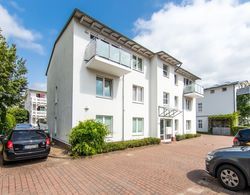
(24, 144, 38, 149)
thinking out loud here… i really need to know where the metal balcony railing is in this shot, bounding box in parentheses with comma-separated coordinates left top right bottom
(184, 83, 204, 95)
(85, 39, 131, 68)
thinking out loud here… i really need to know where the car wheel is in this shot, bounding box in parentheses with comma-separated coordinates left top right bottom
(217, 165, 246, 191)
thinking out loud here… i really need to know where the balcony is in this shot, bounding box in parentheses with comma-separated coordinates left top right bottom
(237, 86, 250, 95)
(32, 111, 46, 118)
(31, 97, 47, 105)
(184, 83, 204, 98)
(85, 39, 132, 77)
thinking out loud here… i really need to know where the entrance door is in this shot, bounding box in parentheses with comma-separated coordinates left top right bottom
(160, 119, 172, 142)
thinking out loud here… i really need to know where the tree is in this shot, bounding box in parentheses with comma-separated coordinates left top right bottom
(7, 106, 29, 123)
(237, 94, 250, 125)
(0, 30, 28, 134)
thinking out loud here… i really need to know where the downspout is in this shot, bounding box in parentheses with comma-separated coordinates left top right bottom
(182, 94, 185, 135)
(233, 84, 236, 112)
(122, 75, 125, 141)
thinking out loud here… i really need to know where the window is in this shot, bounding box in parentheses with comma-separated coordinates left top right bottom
(222, 87, 227, 92)
(185, 98, 192, 110)
(186, 120, 191, 131)
(132, 85, 144, 103)
(132, 118, 144, 135)
(55, 86, 58, 103)
(96, 77, 112, 97)
(163, 64, 169, 77)
(210, 89, 215, 94)
(198, 103, 202, 112)
(175, 119, 179, 131)
(163, 92, 169, 105)
(184, 78, 192, 86)
(174, 96, 178, 108)
(198, 120, 203, 129)
(96, 115, 113, 136)
(174, 74, 178, 85)
(132, 55, 143, 72)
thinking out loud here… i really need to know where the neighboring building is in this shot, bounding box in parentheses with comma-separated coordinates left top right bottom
(46, 9, 203, 144)
(25, 89, 47, 126)
(196, 81, 250, 133)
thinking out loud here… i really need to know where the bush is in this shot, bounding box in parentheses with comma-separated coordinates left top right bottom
(7, 106, 29, 123)
(5, 113, 16, 134)
(69, 120, 109, 156)
(176, 133, 201, 141)
(101, 137, 161, 153)
(231, 126, 250, 136)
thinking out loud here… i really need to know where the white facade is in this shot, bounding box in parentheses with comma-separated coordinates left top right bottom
(46, 9, 203, 143)
(24, 89, 47, 126)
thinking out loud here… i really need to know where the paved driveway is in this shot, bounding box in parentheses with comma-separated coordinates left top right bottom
(0, 135, 249, 194)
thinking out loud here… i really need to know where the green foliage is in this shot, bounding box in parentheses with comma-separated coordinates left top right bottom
(0, 30, 28, 133)
(237, 94, 250, 125)
(5, 113, 16, 134)
(101, 138, 161, 153)
(69, 120, 109, 156)
(175, 133, 201, 141)
(231, 126, 250, 136)
(7, 106, 29, 123)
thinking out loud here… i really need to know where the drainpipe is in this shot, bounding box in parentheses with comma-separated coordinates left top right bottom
(122, 75, 125, 141)
(182, 94, 185, 135)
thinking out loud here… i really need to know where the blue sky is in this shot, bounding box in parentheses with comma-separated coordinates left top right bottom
(0, 0, 177, 90)
(1, 0, 250, 88)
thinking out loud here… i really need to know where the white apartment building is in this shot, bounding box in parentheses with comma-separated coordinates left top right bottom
(24, 89, 47, 126)
(46, 9, 204, 144)
(196, 81, 250, 133)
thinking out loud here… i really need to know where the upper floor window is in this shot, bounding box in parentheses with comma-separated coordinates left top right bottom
(163, 92, 169, 105)
(222, 87, 227, 92)
(133, 85, 144, 103)
(210, 89, 215, 94)
(174, 74, 178, 85)
(185, 98, 192, 110)
(96, 77, 112, 97)
(132, 117, 144, 135)
(198, 103, 202, 112)
(96, 115, 113, 136)
(174, 96, 179, 108)
(184, 78, 192, 86)
(163, 64, 169, 77)
(132, 55, 143, 72)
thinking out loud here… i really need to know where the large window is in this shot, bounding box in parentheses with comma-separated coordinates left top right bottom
(174, 96, 179, 108)
(163, 92, 169, 105)
(133, 85, 144, 103)
(175, 119, 179, 131)
(186, 120, 191, 131)
(184, 78, 192, 86)
(174, 74, 178, 85)
(163, 64, 169, 77)
(198, 103, 202, 112)
(198, 120, 203, 129)
(132, 118, 144, 135)
(96, 77, 112, 97)
(96, 115, 113, 136)
(185, 98, 192, 110)
(132, 55, 143, 72)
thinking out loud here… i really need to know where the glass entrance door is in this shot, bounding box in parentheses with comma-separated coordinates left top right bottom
(160, 119, 172, 142)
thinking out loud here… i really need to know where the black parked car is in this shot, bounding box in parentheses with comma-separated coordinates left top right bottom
(233, 128, 250, 146)
(206, 146, 250, 191)
(0, 128, 50, 165)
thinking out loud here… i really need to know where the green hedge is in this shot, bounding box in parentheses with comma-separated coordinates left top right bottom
(231, 126, 250, 136)
(176, 133, 201, 141)
(101, 138, 161, 153)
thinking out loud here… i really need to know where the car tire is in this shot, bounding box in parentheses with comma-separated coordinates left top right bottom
(217, 165, 246, 191)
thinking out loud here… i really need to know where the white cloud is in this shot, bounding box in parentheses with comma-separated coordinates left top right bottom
(0, 4, 44, 54)
(30, 82, 47, 91)
(9, 0, 24, 12)
(134, 0, 250, 86)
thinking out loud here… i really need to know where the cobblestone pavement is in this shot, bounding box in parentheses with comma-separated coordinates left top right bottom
(1, 135, 249, 195)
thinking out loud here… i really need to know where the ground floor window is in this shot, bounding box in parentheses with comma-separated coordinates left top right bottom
(132, 118, 144, 135)
(174, 119, 179, 131)
(96, 115, 113, 136)
(198, 119, 203, 128)
(186, 120, 191, 131)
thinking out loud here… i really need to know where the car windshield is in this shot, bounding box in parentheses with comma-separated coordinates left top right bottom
(11, 130, 46, 141)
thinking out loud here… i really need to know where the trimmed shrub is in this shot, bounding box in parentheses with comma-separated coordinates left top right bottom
(176, 133, 201, 141)
(101, 137, 161, 153)
(5, 113, 16, 134)
(231, 126, 250, 136)
(69, 120, 109, 156)
(7, 106, 29, 123)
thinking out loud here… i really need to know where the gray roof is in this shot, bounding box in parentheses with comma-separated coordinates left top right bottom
(205, 81, 240, 90)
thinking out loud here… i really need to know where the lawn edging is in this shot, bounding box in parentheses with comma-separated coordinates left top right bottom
(175, 133, 201, 141)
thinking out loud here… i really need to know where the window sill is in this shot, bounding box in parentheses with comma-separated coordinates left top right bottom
(132, 68, 144, 74)
(163, 75, 169, 78)
(132, 101, 144, 105)
(96, 95, 113, 100)
(132, 133, 144, 136)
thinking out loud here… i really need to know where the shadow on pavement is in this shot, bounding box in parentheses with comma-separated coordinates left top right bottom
(186, 169, 250, 195)
(1, 157, 48, 169)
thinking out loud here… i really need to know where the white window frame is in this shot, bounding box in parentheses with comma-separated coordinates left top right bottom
(96, 115, 113, 137)
(198, 103, 202, 112)
(132, 117, 144, 135)
(96, 76, 113, 98)
(163, 92, 169, 105)
(222, 87, 227, 92)
(174, 74, 178, 85)
(186, 120, 191, 131)
(175, 119, 179, 132)
(185, 98, 192, 111)
(132, 85, 144, 103)
(132, 55, 143, 72)
(174, 96, 178, 108)
(163, 64, 169, 77)
(198, 120, 203, 129)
